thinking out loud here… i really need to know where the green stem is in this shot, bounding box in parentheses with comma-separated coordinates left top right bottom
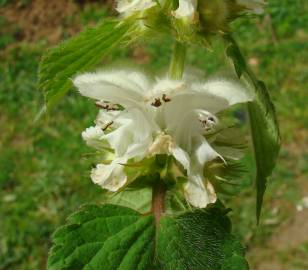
(169, 41, 187, 80)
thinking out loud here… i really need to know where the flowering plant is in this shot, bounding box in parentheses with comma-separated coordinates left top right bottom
(39, 1, 279, 269)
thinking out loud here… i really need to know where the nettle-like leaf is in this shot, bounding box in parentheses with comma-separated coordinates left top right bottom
(48, 204, 248, 270)
(38, 19, 137, 111)
(157, 205, 249, 270)
(224, 35, 281, 222)
(48, 204, 155, 270)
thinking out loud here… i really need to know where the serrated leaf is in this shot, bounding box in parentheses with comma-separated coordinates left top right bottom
(157, 204, 249, 270)
(48, 203, 248, 270)
(224, 34, 281, 222)
(48, 204, 155, 270)
(38, 19, 136, 111)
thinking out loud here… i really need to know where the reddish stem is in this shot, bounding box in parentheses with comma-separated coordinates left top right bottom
(151, 180, 166, 225)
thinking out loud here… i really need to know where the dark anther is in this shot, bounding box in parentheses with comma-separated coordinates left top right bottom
(199, 119, 208, 128)
(103, 121, 114, 131)
(208, 116, 215, 122)
(162, 94, 171, 102)
(96, 102, 120, 111)
(151, 98, 162, 107)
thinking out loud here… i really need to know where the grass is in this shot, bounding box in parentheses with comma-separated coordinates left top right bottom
(1, 0, 308, 269)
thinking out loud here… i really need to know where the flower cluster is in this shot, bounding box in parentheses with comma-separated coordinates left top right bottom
(116, 0, 265, 18)
(115, 0, 266, 43)
(74, 70, 253, 207)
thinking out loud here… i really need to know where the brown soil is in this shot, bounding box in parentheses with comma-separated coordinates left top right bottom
(0, 0, 82, 44)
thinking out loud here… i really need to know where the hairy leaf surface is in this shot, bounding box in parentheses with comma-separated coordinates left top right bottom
(48, 204, 248, 270)
(39, 20, 135, 111)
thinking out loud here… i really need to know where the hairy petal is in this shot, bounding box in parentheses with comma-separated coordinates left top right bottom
(91, 157, 128, 191)
(73, 70, 151, 107)
(82, 126, 104, 148)
(192, 78, 253, 107)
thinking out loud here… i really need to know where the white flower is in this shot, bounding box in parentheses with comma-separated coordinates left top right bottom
(173, 0, 198, 21)
(237, 0, 266, 14)
(116, 0, 157, 17)
(74, 69, 253, 208)
(82, 126, 104, 148)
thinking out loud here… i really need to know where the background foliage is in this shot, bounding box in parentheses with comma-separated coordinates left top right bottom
(0, 0, 308, 269)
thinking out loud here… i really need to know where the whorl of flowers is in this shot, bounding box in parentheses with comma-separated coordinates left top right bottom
(74, 69, 253, 208)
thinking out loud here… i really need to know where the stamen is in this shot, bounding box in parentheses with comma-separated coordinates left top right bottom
(96, 101, 120, 111)
(151, 98, 162, 107)
(102, 121, 114, 131)
(198, 112, 218, 133)
(162, 94, 171, 102)
(208, 116, 215, 123)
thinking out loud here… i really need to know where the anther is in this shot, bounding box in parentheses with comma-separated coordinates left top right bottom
(103, 121, 114, 131)
(208, 116, 215, 122)
(96, 102, 120, 111)
(162, 94, 171, 102)
(151, 98, 162, 107)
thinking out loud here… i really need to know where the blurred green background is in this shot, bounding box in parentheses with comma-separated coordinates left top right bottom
(0, 0, 307, 269)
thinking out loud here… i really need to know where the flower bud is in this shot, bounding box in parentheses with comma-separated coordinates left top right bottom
(198, 0, 230, 33)
(172, 0, 198, 22)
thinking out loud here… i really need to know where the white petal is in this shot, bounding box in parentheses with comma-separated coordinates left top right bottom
(73, 70, 151, 107)
(173, 0, 197, 20)
(116, 0, 157, 15)
(212, 145, 244, 160)
(170, 145, 191, 172)
(105, 124, 133, 156)
(194, 136, 222, 166)
(81, 126, 104, 146)
(184, 175, 217, 208)
(150, 78, 185, 98)
(91, 157, 128, 191)
(162, 93, 229, 134)
(126, 135, 153, 160)
(104, 108, 157, 157)
(192, 78, 253, 106)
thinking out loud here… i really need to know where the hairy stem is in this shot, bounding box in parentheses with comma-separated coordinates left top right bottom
(169, 41, 187, 80)
(152, 180, 166, 225)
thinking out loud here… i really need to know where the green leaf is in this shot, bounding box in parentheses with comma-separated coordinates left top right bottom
(224, 35, 281, 222)
(48, 204, 155, 270)
(38, 19, 136, 111)
(157, 204, 249, 270)
(48, 203, 248, 270)
(172, 0, 179, 9)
